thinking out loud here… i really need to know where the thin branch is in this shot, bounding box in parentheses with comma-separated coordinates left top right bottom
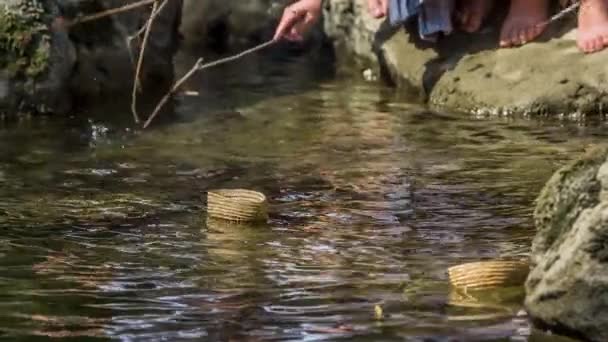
(127, 0, 172, 50)
(143, 58, 204, 129)
(537, 1, 580, 28)
(143, 39, 277, 129)
(131, 0, 169, 123)
(67, 0, 157, 27)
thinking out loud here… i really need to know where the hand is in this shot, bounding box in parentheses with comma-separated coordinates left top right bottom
(273, 0, 322, 42)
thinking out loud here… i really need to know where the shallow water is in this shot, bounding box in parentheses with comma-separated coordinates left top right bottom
(0, 48, 601, 341)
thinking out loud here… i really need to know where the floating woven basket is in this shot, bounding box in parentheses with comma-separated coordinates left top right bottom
(207, 189, 268, 223)
(448, 260, 530, 291)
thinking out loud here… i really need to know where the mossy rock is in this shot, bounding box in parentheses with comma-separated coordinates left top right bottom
(0, 0, 51, 80)
(526, 145, 608, 342)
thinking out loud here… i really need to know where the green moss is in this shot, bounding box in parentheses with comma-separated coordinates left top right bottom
(532, 146, 608, 256)
(0, 0, 50, 79)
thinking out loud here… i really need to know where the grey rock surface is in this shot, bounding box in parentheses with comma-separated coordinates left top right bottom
(526, 145, 608, 342)
(180, 0, 325, 50)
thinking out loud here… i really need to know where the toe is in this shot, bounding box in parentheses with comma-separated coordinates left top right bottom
(500, 26, 513, 47)
(527, 26, 540, 43)
(459, 11, 471, 28)
(588, 38, 599, 53)
(584, 38, 595, 53)
(577, 36, 586, 51)
(594, 37, 604, 52)
(516, 27, 530, 45)
(588, 37, 597, 53)
(499, 33, 510, 47)
(507, 28, 518, 47)
(534, 24, 546, 38)
(468, 16, 482, 33)
(601, 35, 608, 52)
(515, 28, 527, 46)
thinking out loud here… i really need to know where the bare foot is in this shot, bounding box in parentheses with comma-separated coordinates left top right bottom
(500, 0, 549, 47)
(456, 0, 495, 33)
(577, 0, 608, 53)
(367, 0, 388, 19)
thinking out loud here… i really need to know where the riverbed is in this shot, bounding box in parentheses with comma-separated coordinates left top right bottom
(0, 47, 598, 341)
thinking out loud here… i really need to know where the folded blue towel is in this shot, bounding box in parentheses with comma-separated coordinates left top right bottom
(388, 0, 454, 41)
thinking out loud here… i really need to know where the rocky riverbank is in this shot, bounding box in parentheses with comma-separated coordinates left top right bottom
(324, 0, 608, 116)
(3, 0, 608, 117)
(526, 145, 608, 342)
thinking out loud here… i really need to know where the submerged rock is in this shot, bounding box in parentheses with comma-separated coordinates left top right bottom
(526, 146, 608, 341)
(323, 0, 608, 116)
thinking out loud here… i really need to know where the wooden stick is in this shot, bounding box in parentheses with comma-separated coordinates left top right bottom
(125, 0, 171, 77)
(131, 0, 169, 123)
(143, 39, 277, 129)
(128, 0, 172, 45)
(67, 0, 158, 27)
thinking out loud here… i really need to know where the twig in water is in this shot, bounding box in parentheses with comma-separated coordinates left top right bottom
(131, 0, 169, 123)
(143, 39, 277, 129)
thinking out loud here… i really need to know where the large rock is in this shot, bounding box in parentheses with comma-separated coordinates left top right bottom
(324, 0, 608, 115)
(526, 145, 608, 342)
(181, 0, 285, 49)
(56, 0, 183, 101)
(1, 0, 182, 116)
(0, 0, 71, 114)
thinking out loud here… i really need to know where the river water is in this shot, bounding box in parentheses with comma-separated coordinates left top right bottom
(0, 47, 599, 341)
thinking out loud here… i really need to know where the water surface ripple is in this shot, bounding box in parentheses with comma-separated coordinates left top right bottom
(0, 52, 599, 341)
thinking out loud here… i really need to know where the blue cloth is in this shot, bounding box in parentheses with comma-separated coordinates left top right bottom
(388, 0, 454, 41)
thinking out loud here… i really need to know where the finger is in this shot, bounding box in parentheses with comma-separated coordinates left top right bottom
(288, 22, 306, 41)
(274, 17, 296, 40)
(282, 10, 315, 41)
(274, 9, 302, 40)
(300, 13, 318, 33)
(287, 29, 304, 42)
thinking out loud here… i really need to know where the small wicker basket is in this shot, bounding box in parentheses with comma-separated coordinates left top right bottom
(448, 260, 530, 291)
(207, 189, 268, 223)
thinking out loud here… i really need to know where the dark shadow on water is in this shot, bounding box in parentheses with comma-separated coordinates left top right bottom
(60, 38, 337, 135)
(0, 37, 339, 152)
(164, 39, 337, 126)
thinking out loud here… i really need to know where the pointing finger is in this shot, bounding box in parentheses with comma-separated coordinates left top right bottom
(274, 8, 304, 41)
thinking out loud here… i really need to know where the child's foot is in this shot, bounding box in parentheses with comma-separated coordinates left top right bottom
(367, 0, 388, 19)
(456, 0, 495, 33)
(500, 0, 549, 47)
(577, 0, 608, 53)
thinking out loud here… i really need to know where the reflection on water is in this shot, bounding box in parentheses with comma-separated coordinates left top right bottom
(0, 49, 600, 341)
